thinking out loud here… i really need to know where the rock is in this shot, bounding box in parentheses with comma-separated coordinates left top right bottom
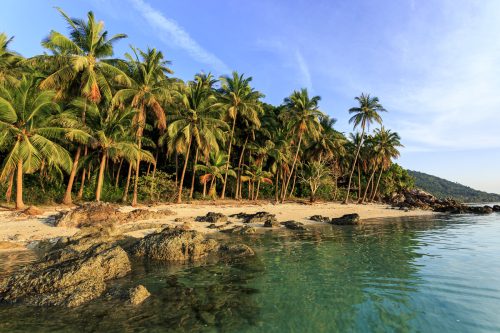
(219, 244, 255, 257)
(330, 214, 361, 225)
(220, 225, 256, 235)
(132, 228, 219, 261)
(195, 212, 228, 224)
(0, 239, 131, 307)
(55, 203, 175, 228)
(468, 206, 493, 214)
(174, 217, 195, 223)
(20, 206, 44, 216)
(280, 221, 307, 230)
(493, 205, 500, 212)
(231, 212, 278, 225)
(263, 219, 280, 228)
(128, 285, 151, 305)
(309, 215, 330, 223)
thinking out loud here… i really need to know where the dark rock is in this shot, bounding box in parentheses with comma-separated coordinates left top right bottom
(263, 219, 280, 228)
(280, 221, 307, 230)
(330, 214, 361, 225)
(468, 206, 493, 214)
(219, 244, 255, 257)
(195, 212, 228, 224)
(128, 285, 151, 305)
(220, 225, 256, 235)
(0, 236, 131, 307)
(230, 211, 278, 226)
(309, 215, 330, 223)
(493, 205, 500, 212)
(132, 228, 219, 261)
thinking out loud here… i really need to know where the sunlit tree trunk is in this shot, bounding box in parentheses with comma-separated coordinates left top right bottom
(115, 158, 123, 188)
(122, 162, 133, 202)
(189, 147, 199, 199)
(235, 135, 248, 200)
(96, 151, 107, 202)
(77, 146, 88, 200)
(344, 127, 365, 203)
(371, 169, 384, 202)
(15, 160, 24, 210)
(177, 137, 192, 203)
(62, 146, 81, 205)
(5, 171, 14, 203)
(282, 132, 303, 203)
(255, 180, 261, 201)
(361, 167, 376, 203)
(221, 117, 237, 199)
(132, 137, 142, 207)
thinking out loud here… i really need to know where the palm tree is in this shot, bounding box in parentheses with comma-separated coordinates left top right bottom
(82, 102, 154, 201)
(241, 165, 273, 200)
(38, 8, 129, 205)
(281, 88, 324, 202)
(344, 93, 386, 203)
(113, 47, 173, 206)
(197, 152, 236, 199)
(167, 77, 228, 203)
(0, 33, 22, 87)
(370, 127, 402, 201)
(218, 71, 263, 199)
(0, 77, 80, 209)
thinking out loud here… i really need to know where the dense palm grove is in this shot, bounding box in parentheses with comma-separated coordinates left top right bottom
(0, 9, 414, 210)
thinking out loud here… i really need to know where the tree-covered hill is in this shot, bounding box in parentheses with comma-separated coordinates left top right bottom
(408, 170, 500, 203)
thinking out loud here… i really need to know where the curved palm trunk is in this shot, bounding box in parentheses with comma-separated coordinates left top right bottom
(77, 146, 88, 200)
(115, 158, 123, 188)
(221, 117, 237, 199)
(189, 147, 199, 199)
(357, 165, 362, 200)
(361, 166, 377, 203)
(344, 127, 365, 204)
(274, 170, 280, 203)
(15, 159, 24, 210)
(282, 132, 303, 203)
(290, 171, 298, 198)
(255, 180, 261, 201)
(122, 162, 133, 202)
(96, 151, 107, 202)
(5, 171, 14, 203)
(235, 135, 249, 200)
(177, 137, 192, 203)
(371, 168, 384, 202)
(62, 146, 81, 205)
(132, 137, 142, 207)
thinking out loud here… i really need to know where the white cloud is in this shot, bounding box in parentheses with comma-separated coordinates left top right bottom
(294, 50, 313, 91)
(128, 0, 230, 73)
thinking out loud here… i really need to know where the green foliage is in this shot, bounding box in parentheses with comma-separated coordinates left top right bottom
(137, 171, 177, 203)
(408, 170, 500, 203)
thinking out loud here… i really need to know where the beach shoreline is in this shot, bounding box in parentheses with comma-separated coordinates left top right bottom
(0, 200, 435, 252)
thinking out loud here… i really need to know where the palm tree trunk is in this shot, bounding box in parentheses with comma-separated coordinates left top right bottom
(371, 169, 384, 202)
(132, 135, 142, 207)
(175, 152, 179, 187)
(177, 137, 192, 203)
(357, 165, 362, 200)
(235, 135, 249, 200)
(255, 180, 261, 201)
(221, 117, 237, 199)
(282, 132, 303, 203)
(62, 146, 81, 205)
(122, 162, 133, 202)
(15, 159, 24, 210)
(189, 147, 199, 199)
(275, 170, 280, 203)
(5, 171, 14, 203)
(290, 171, 298, 198)
(361, 167, 377, 203)
(96, 151, 107, 202)
(115, 158, 123, 188)
(77, 146, 88, 200)
(344, 127, 365, 204)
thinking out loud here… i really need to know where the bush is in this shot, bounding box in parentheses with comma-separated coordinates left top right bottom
(137, 171, 177, 203)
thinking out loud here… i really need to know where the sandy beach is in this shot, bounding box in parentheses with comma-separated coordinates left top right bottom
(0, 201, 435, 251)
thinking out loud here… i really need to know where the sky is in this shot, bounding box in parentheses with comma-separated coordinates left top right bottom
(1, 0, 499, 193)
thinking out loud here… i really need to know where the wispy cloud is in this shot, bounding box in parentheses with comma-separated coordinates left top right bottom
(294, 50, 313, 91)
(128, 0, 230, 73)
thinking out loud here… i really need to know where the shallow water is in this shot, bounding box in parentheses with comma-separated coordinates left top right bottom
(1, 213, 500, 332)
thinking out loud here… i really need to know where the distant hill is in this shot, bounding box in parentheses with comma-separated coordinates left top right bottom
(408, 170, 500, 203)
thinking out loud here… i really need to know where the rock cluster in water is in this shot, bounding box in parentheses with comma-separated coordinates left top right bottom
(390, 189, 499, 214)
(230, 211, 279, 227)
(309, 213, 362, 225)
(0, 223, 254, 308)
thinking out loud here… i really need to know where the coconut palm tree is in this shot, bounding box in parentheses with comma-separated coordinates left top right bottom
(167, 77, 228, 203)
(196, 152, 235, 199)
(37, 8, 130, 205)
(370, 127, 402, 201)
(241, 165, 273, 200)
(81, 101, 154, 201)
(113, 46, 173, 206)
(0, 33, 22, 87)
(218, 71, 263, 199)
(0, 76, 81, 209)
(280, 88, 324, 202)
(344, 93, 386, 203)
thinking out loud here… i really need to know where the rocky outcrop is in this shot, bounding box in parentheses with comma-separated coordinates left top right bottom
(0, 233, 131, 307)
(195, 212, 228, 224)
(390, 189, 497, 215)
(330, 214, 361, 225)
(220, 225, 256, 235)
(55, 203, 175, 228)
(280, 221, 307, 230)
(493, 205, 500, 212)
(128, 285, 151, 305)
(309, 215, 330, 223)
(230, 212, 278, 226)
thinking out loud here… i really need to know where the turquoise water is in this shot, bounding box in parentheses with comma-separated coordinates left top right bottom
(1, 212, 500, 332)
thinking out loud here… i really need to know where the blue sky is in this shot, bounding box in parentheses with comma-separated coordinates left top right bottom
(2, 0, 499, 193)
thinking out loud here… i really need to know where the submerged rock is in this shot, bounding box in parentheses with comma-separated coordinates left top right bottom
(219, 244, 255, 257)
(55, 203, 175, 228)
(231, 211, 278, 226)
(195, 212, 228, 224)
(330, 214, 361, 225)
(281, 221, 307, 230)
(309, 215, 330, 223)
(0, 238, 131, 307)
(128, 285, 151, 305)
(132, 228, 219, 261)
(220, 225, 256, 235)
